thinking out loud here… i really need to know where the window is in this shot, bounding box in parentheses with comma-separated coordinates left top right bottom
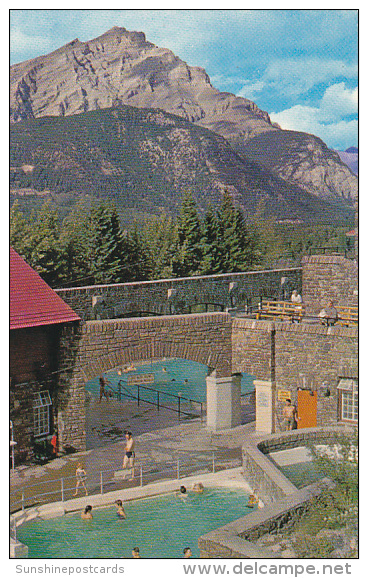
(33, 391, 52, 437)
(337, 379, 358, 423)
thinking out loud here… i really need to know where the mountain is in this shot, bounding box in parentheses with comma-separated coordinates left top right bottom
(10, 105, 352, 225)
(336, 148, 358, 176)
(10, 26, 357, 206)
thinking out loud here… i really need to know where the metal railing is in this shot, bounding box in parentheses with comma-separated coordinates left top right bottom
(307, 246, 356, 259)
(114, 380, 205, 421)
(10, 450, 241, 514)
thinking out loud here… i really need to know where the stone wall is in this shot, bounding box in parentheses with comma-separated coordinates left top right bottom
(55, 268, 302, 321)
(10, 325, 62, 464)
(198, 479, 333, 558)
(242, 426, 354, 505)
(232, 318, 358, 429)
(56, 313, 233, 451)
(56, 313, 357, 453)
(302, 255, 358, 316)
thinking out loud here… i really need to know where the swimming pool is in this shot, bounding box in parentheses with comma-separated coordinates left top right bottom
(17, 487, 254, 558)
(87, 358, 254, 402)
(267, 447, 324, 489)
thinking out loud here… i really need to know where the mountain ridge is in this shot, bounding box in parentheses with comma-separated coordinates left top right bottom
(10, 25, 357, 207)
(10, 104, 353, 225)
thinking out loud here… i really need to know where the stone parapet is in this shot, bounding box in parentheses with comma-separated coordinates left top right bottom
(55, 268, 302, 321)
(199, 479, 334, 558)
(241, 426, 354, 505)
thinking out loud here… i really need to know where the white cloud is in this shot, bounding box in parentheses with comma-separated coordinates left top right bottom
(319, 83, 358, 122)
(270, 83, 358, 150)
(237, 81, 265, 100)
(237, 58, 358, 101)
(10, 27, 52, 57)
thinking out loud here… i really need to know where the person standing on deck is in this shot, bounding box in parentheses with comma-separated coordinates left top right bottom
(74, 463, 88, 496)
(282, 399, 298, 430)
(122, 431, 135, 480)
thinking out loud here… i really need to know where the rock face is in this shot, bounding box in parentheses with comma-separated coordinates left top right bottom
(237, 130, 358, 204)
(11, 105, 351, 224)
(10, 26, 357, 204)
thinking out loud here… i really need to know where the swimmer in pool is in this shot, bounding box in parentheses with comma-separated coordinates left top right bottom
(132, 547, 141, 558)
(81, 505, 93, 520)
(192, 482, 204, 493)
(122, 431, 135, 480)
(247, 489, 259, 508)
(179, 485, 188, 501)
(183, 547, 192, 558)
(115, 499, 126, 519)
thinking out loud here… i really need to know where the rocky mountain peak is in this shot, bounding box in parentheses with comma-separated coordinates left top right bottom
(10, 26, 357, 204)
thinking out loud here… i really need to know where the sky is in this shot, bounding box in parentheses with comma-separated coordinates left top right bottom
(9, 9, 358, 151)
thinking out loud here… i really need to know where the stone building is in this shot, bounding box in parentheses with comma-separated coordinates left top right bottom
(10, 249, 357, 461)
(10, 248, 80, 464)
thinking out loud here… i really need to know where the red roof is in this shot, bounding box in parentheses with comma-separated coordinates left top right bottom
(10, 247, 80, 330)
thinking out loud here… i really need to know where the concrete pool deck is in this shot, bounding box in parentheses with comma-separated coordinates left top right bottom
(10, 419, 257, 499)
(12, 467, 253, 522)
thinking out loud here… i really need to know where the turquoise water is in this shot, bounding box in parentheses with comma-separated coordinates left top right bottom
(279, 461, 324, 489)
(17, 488, 254, 559)
(87, 358, 254, 402)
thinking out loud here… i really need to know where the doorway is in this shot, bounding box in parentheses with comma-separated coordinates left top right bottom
(297, 389, 317, 428)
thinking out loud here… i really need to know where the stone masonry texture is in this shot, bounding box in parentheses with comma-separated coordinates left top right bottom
(57, 312, 233, 451)
(302, 255, 358, 316)
(55, 268, 302, 321)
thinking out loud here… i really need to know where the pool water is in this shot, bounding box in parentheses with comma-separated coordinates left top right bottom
(267, 448, 324, 489)
(278, 462, 324, 488)
(87, 358, 254, 402)
(17, 488, 254, 559)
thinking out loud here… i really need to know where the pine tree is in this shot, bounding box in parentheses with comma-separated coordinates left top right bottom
(11, 201, 70, 286)
(217, 191, 260, 272)
(124, 225, 151, 281)
(10, 201, 30, 258)
(139, 214, 178, 279)
(173, 193, 203, 276)
(86, 202, 127, 284)
(199, 208, 222, 275)
(59, 203, 92, 286)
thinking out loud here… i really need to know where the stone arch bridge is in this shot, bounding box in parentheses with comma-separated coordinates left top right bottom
(57, 313, 233, 451)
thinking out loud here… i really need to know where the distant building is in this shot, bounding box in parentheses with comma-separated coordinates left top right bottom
(10, 248, 80, 464)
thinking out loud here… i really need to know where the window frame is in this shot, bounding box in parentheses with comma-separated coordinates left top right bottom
(337, 379, 358, 424)
(33, 391, 52, 438)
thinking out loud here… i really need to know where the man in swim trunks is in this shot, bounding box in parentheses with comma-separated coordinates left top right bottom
(247, 489, 259, 508)
(282, 399, 297, 430)
(122, 431, 135, 480)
